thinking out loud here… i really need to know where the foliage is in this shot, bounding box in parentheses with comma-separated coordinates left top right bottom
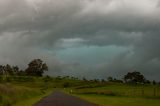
(63, 82, 70, 88)
(0, 59, 48, 77)
(72, 83, 160, 106)
(152, 80, 156, 85)
(0, 75, 159, 106)
(25, 59, 48, 76)
(43, 75, 52, 82)
(76, 94, 160, 106)
(107, 76, 113, 82)
(124, 71, 145, 83)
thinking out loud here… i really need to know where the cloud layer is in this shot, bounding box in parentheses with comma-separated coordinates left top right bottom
(0, 0, 160, 80)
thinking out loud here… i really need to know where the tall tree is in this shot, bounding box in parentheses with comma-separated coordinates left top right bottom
(0, 65, 4, 75)
(25, 59, 48, 76)
(107, 76, 113, 82)
(124, 71, 145, 83)
(4, 64, 13, 75)
(12, 66, 19, 75)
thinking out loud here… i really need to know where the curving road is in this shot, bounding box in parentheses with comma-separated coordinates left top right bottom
(34, 91, 98, 106)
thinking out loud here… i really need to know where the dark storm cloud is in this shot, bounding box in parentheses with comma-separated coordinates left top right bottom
(0, 0, 160, 80)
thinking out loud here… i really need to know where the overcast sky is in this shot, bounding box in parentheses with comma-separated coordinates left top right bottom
(0, 0, 160, 80)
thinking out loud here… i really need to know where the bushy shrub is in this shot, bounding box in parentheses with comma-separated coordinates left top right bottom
(6, 77, 11, 82)
(63, 82, 70, 88)
(43, 75, 52, 82)
(0, 76, 3, 82)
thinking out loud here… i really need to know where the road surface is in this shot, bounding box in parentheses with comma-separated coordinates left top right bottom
(34, 91, 99, 106)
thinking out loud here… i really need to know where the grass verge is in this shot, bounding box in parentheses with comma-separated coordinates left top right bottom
(76, 94, 160, 106)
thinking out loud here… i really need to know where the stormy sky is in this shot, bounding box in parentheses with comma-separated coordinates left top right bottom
(0, 0, 160, 80)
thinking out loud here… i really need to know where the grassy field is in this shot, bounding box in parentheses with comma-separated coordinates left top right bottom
(72, 84, 160, 97)
(0, 83, 42, 106)
(0, 76, 160, 106)
(0, 76, 85, 106)
(71, 83, 160, 106)
(76, 94, 160, 106)
(0, 76, 54, 106)
(13, 89, 53, 106)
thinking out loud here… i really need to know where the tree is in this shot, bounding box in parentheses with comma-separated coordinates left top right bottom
(145, 80, 151, 84)
(152, 80, 156, 85)
(113, 78, 123, 83)
(0, 65, 4, 75)
(101, 79, 106, 83)
(0, 65, 20, 76)
(83, 77, 87, 82)
(17, 70, 26, 76)
(12, 66, 19, 75)
(107, 76, 113, 82)
(25, 59, 48, 76)
(4, 64, 13, 75)
(124, 71, 145, 84)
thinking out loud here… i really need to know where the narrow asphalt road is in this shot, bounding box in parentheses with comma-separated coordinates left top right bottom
(34, 91, 98, 106)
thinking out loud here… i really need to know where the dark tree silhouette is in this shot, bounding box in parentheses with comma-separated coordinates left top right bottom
(107, 76, 113, 82)
(0, 65, 4, 75)
(17, 70, 26, 76)
(152, 80, 156, 85)
(0, 65, 20, 76)
(12, 66, 19, 75)
(124, 71, 145, 83)
(5, 64, 13, 75)
(101, 79, 106, 83)
(25, 59, 48, 76)
(145, 80, 151, 84)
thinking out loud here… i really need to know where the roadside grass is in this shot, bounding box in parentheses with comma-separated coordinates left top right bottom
(0, 83, 46, 106)
(0, 76, 160, 106)
(0, 76, 77, 106)
(71, 83, 160, 106)
(73, 83, 160, 97)
(13, 89, 53, 106)
(0, 76, 55, 106)
(76, 94, 160, 106)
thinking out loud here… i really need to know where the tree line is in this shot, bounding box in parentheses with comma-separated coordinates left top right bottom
(107, 71, 159, 85)
(0, 59, 159, 84)
(81, 71, 159, 85)
(0, 59, 48, 77)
